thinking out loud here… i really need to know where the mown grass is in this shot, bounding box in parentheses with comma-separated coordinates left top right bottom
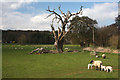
(2, 44, 118, 78)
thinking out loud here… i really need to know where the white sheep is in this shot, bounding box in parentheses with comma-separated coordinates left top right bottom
(101, 65, 106, 71)
(90, 60, 103, 70)
(102, 54, 106, 59)
(88, 64, 93, 69)
(65, 48, 69, 50)
(40, 48, 44, 51)
(105, 66, 113, 72)
(95, 55, 99, 58)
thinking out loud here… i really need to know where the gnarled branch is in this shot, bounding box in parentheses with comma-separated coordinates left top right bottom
(46, 6, 83, 42)
(58, 27, 61, 38)
(46, 6, 64, 25)
(51, 24, 57, 41)
(70, 6, 83, 16)
(58, 5, 66, 17)
(59, 25, 73, 41)
(45, 13, 54, 19)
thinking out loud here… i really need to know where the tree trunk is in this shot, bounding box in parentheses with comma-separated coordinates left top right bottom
(54, 39, 64, 53)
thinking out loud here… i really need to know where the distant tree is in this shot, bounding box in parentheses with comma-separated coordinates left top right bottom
(109, 35, 118, 48)
(31, 31, 54, 44)
(96, 27, 109, 47)
(96, 23, 118, 47)
(17, 34, 27, 44)
(68, 16, 97, 47)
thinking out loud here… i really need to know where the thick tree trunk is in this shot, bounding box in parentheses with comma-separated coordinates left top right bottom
(54, 40, 64, 53)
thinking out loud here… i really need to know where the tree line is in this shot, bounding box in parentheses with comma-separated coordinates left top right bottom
(2, 16, 119, 49)
(2, 30, 54, 44)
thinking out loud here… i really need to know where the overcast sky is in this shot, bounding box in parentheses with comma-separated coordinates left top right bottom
(0, 1, 119, 31)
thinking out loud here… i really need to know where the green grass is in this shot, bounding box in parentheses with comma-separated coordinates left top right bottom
(2, 44, 118, 78)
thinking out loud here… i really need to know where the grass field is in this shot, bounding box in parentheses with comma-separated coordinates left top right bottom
(2, 44, 118, 78)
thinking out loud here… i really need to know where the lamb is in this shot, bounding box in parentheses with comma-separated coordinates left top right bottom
(90, 60, 103, 70)
(102, 54, 106, 59)
(101, 65, 106, 71)
(105, 66, 113, 72)
(101, 65, 113, 72)
(88, 64, 93, 69)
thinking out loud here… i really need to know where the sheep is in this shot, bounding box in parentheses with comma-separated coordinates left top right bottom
(101, 65, 106, 71)
(102, 54, 106, 59)
(40, 48, 44, 51)
(105, 66, 113, 72)
(65, 48, 69, 50)
(95, 55, 99, 58)
(90, 60, 103, 70)
(88, 64, 93, 69)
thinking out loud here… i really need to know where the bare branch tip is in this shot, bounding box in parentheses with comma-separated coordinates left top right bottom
(48, 6, 50, 9)
(58, 5, 61, 8)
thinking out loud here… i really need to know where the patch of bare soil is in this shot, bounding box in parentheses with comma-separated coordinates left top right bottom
(83, 47, 120, 54)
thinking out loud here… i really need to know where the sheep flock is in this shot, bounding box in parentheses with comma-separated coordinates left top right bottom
(88, 54, 113, 72)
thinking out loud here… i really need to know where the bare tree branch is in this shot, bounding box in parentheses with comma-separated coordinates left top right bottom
(45, 13, 54, 19)
(70, 6, 83, 16)
(52, 15, 60, 24)
(58, 27, 61, 38)
(61, 6, 83, 34)
(58, 5, 66, 17)
(57, 19, 61, 23)
(68, 6, 83, 19)
(51, 24, 57, 41)
(46, 6, 64, 25)
(59, 25, 73, 41)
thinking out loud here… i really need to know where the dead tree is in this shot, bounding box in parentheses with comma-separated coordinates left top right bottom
(46, 6, 83, 53)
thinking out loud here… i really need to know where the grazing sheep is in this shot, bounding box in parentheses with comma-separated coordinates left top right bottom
(105, 66, 113, 72)
(90, 60, 103, 70)
(88, 64, 93, 69)
(102, 54, 106, 59)
(65, 48, 69, 50)
(95, 55, 99, 58)
(101, 65, 106, 71)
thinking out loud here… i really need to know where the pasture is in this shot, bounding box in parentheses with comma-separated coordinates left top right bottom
(2, 44, 118, 78)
